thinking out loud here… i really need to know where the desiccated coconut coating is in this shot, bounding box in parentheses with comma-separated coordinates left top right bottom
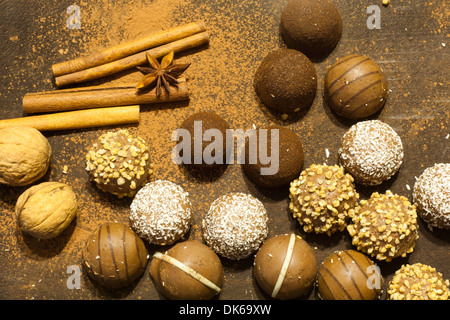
(347, 190, 419, 262)
(388, 263, 450, 300)
(289, 164, 359, 236)
(413, 163, 450, 229)
(130, 180, 192, 245)
(202, 193, 268, 260)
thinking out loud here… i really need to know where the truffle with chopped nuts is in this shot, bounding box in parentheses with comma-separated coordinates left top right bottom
(289, 164, 359, 235)
(202, 193, 268, 260)
(130, 180, 192, 245)
(413, 163, 450, 229)
(387, 263, 450, 300)
(253, 234, 317, 299)
(86, 129, 153, 198)
(338, 120, 403, 186)
(347, 190, 419, 262)
(317, 249, 384, 300)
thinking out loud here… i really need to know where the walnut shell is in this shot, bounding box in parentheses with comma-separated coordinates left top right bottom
(0, 126, 52, 186)
(16, 182, 78, 239)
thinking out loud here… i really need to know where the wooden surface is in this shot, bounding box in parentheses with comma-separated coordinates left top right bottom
(0, 0, 448, 300)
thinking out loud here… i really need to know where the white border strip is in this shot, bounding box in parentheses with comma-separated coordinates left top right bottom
(271, 233, 296, 298)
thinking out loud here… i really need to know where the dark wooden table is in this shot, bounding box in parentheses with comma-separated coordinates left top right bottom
(0, 0, 448, 300)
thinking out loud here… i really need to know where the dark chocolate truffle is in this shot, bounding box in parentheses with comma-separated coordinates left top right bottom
(202, 193, 268, 260)
(347, 190, 419, 262)
(289, 164, 359, 235)
(82, 222, 149, 289)
(338, 120, 403, 186)
(254, 48, 317, 117)
(387, 263, 450, 300)
(254, 234, 317, 299)
(280, 0, 343, 59)
(178, 112, 230, 169)
(243, 125, 304, 189)
(413, 163, 450, 229)
(130, 180, 192, 245)
(317, 250, 384, 300)
(324, 54, 388, 119)
(86, 129, 153, 198)
(150, 240, 224, 300)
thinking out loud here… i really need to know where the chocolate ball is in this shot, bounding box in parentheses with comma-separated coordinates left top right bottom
(86, 129, 153, 198)
(202, 193, 268, 260)
(280, 0, 343, 59)
(178, 112, 230, 169)
(413, 163, 450, 229)
(324, 54, 388, 119)
(347, 190, 419, 262)
(317, 250, 384, 300)
(289, 164, 359, 235)
(388, 263, 449, 300)
(130, 180, 192, 245)
(243, 125, 304, 189)
(254, 48, 317, 117)
(338, 120, 403, 186)
(254, 234, 317, 299)
(150, 240, 223, 300)
(82, 222, 149, 289)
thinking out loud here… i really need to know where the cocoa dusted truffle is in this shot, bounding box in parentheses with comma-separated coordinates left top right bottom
(253, 234, 317, 299)
(280, 0, 343, 59)
(317, 249, 384, 300)
(289, 164, 359, 235)
(413, 163, 450, 229)
(338, 120, 403, 186)
(254, 48, 317, 118)
(86, 129, 153, 198)
(82, 222, 149, 289)
(243, 125, 304, 189)
(130, 180, 192, 245)
(347, 190, 419, 262)
(150, 240, 223, 300)
(202, 193, 268, 260)
(324, 54, 388, 119)
(387, 263, 450, 300)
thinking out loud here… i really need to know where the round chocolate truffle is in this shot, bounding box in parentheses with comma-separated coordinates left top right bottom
(86, 129, 153, 198)
(324, 54, 388, 119)
(347, 190, 419, 262)
(202, 193, 269, 260)
(413, 163, 450, 229)
(338, 120, 403, 186)
(254, 48, 317, 117)
(150, 240, 223, 300)
(254, 234, 317, 299)
(289, 164, 359, 235)
(178, 112, 230, 169)
(243, 125, 304, 189)
(387, 263, 450, 300)
(130, 180, 192, 245)
(82, 222, 149, 289)
(280, 0, 343, 59)
(317, 250, 384, 300)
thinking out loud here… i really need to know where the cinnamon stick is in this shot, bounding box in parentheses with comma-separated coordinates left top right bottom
(23, 79, 188, 114)
(55, 31, 209, 88)
(52, 21, 206, 77)
(0, 106, 140, 131)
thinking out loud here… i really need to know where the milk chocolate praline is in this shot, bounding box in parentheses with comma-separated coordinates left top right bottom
(82, 222, 149, 289)
(150, 240, 223, 300)
(254, 234, 317, 299)
(317, 250, 383, 300)
(243, 125, 304, 189)
(324, 54, 388, 119)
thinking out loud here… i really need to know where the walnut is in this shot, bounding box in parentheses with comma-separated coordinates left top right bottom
(0, 126, 52, 186)
(16, 182, 78, 239)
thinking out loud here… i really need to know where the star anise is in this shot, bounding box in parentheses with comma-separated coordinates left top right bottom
(135, 51, 190, 96)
